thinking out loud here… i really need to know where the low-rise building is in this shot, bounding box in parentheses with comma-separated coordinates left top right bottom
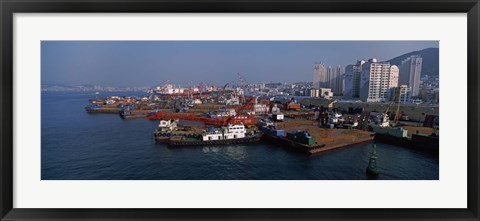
(392, 85, 412, 103)
(310, 88, 334, 99)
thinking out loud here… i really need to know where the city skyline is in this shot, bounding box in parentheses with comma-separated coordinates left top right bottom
(42, 41, 438, 87)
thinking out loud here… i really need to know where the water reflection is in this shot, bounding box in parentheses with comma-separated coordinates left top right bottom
(202, 145, 248, 160)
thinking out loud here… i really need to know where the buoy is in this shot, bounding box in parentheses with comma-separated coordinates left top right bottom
(366, 144, 380, 176)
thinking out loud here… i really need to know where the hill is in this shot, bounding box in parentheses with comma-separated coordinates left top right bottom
(387, 47, 439, 76)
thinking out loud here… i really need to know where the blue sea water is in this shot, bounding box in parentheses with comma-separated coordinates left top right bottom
(41, 92, 439, 180)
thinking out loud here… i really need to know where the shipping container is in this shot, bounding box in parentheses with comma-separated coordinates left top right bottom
(273, 113, 284, 121)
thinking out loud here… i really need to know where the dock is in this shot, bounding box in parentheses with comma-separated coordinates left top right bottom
(83, 89, 439, 156)
(264, 119, 375, 155)
(120, 109, 155, 119)
(86, 107, 122, 113)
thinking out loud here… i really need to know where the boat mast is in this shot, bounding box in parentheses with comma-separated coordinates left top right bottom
(393, 87, 402, 126)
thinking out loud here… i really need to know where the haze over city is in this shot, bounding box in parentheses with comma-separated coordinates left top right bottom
(41, 41, 439, 87)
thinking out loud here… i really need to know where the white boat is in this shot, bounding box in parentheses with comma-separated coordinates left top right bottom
(202, 124, 246, 141)
(167, 124, 262, 146)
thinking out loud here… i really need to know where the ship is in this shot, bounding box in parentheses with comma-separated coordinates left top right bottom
(374, 129, 439, 155)
(153, 120, 200, 143)
(120, 108, 150, 119)
(371, 107, 439, 155)
(84, 104, 122, 113)
(167, 124, 262, 146)
(154, 120, 179, 142)
(371, 112, 409, 139)
(84, 104, 102, 112)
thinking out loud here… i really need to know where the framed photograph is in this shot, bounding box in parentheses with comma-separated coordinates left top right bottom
(1, 0, 479, 220)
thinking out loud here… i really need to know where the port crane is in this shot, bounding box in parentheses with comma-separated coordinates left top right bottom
(217, 83, 230, 104)
(146, 97, 256, 126)
(381, 90, 402, 127)
(237, 73, 247, 103)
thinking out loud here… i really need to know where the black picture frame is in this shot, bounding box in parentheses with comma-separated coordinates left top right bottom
(1, 0, 479, 220)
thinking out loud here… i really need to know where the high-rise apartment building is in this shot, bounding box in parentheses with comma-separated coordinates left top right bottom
(313, 62, 343, 96)
(312, 63, 326, 88)
(343, 65, 354, 98)
(325, 65, 344, 95)
(399, 55, 423, 97)
(392, 85, 412, 103)
(343, 60, 365, 99)
(352, 60, 364, 98)
(359, 58, 399, 102)
(334, 65, 344, 96)
(326, 65, 334, 89)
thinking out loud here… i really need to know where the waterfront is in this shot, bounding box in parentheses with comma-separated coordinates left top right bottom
(41, 92, 439, 180)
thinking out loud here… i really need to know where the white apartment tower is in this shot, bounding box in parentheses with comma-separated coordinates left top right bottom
(359, 58, 399, 102)
(399, 55, 423, 97)
(312, 63, 326, 88)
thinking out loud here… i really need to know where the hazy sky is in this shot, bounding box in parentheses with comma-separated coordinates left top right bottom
(42, 41, 439, 87)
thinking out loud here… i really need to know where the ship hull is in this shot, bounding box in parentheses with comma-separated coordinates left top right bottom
(262, 132, 374, 155)
(120, 113, 148, 119)
(154, 131, 199, 143)
(374, 133, 439, 155)
(167, 134, 262, 147)
(261, 133, 325, 154)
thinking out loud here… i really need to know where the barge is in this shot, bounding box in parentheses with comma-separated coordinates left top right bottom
(120, 109, 152, 119)
(261, 126, 325, 154)
(371, 114, 439, 155)
(261, 125, 374, 155)
(374, 131, 439, 155)
(85, 104, 121, 113)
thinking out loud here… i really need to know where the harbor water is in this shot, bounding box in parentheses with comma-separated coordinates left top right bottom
(41, 92, 439, 180)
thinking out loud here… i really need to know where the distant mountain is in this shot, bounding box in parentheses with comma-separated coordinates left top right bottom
(387, 47, 439, 76)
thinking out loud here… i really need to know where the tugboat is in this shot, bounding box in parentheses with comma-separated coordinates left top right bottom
(167, 124, 262, 146)
(366, 144, 380, 176)
(153, 120, 180, 142)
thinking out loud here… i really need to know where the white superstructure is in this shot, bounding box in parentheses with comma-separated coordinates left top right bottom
(158, 120, 178, 132)
(202, 124, 246, 141)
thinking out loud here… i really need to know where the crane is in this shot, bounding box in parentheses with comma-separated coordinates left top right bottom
(225, 97, 255, 125)
(236, 73, 247, 103)
(392, 89, 402, 126)
(219, 83, 229, 97)
(327, 100, 337, 109)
